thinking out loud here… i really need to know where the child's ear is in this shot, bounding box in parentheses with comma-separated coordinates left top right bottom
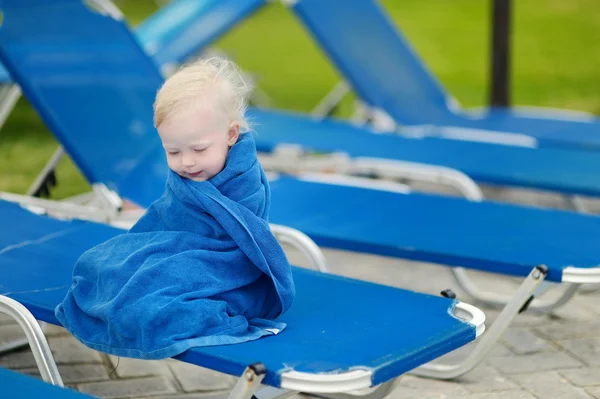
(227, 122, 240, 146)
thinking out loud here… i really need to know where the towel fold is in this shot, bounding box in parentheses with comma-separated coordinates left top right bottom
(55, 133, 295, 359)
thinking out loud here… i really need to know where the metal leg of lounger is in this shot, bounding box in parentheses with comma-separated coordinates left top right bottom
(312, 80, 351, 119)
(349, 101, 375, 127)
(349, 158, 485, 201)
(0, 188, 117, 224)
(262, 153, 485, 202)
(270, 224, 329, 273)
(311, 82, 391, 131)
(0, 295, 63, 386)
(368, 109, 399, 133)
(255, 386, 299, 399)
(26, 146, 65, 197)
(567, 195, 589, 214)
(259, 147, 352, 175)
(411, 265, 548, 380)
(564, 196, 599, 294)
(228, 364, 268, 399)
(0, 84, 21, 128)
(579, 284, 599, 294)
(450, 267, 581, 313)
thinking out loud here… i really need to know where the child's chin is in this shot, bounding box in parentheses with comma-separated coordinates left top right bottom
(188, 173, 213, 182)
(174, 171, 210, 182)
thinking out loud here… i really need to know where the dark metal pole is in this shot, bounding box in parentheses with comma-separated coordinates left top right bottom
(489, 0, 511, 107)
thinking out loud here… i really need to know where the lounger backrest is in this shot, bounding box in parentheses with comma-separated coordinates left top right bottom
(290, 0, 456, 124)
(0, 0, 168, 206)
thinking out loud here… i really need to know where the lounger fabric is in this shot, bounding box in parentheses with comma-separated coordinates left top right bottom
(290, 0, 600, 151)
(249, 108, 600, 197)
(268, 176, 600, 283)
(0, 199, 476, 387)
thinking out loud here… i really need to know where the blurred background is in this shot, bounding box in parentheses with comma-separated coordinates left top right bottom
(1, 0, 599, 198)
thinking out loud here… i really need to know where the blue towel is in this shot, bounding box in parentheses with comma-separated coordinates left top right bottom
(55, 133, 295, 359)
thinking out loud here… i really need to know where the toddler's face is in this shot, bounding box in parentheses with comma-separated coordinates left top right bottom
(158, 102, 239, 182)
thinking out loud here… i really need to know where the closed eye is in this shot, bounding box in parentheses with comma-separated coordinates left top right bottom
(167, 151, 179, 156)
(194, 148, 208, 153)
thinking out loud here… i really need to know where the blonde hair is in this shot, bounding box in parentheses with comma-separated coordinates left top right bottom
(153, 57, 252, 131)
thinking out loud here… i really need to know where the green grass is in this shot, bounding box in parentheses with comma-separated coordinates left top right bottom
(1, 0, 599, 197)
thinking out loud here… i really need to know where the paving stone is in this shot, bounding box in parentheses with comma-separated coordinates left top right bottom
(137, 394, 229, 399)
(486, 351, 582, 374)
(168, 362, 236, 392)
(511, 371, 593, 399)
(387, 375, 470, 399)
(587, 386, 600, 399)
(108, 355, 172, 379)
(0, 322, 69, 353)
(558, 338, 600, 366)
(487, 343, 514, 358)
(458, 365, 519, 393)
(432, 341, 516, 368)
(536, 322, 600, 340)
(559, 368, 600, 387)
(19, 368, 42, 379)
(21, 364, 109, 384)
(49, 336, 103, 364)
(44, 323, 70, 337)
(0, 314, 16, 325)
(433, 390, 537, 399)
(60, 364, 110, 384)
(501, 327, 554, 355)
(479, 307, 548, 328)
(548, 300, 600, 323)
(78, 376, 177, 399)
(0, 324, 29, 352)
(0, 349, 37, 369)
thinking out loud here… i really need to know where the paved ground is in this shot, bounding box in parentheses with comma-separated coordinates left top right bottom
(1, 185, 600, 399)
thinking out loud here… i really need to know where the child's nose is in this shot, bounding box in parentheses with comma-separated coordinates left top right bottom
(181, 153, 196, 167)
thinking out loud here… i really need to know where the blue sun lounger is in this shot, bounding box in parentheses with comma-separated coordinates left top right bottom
(0, 198, 484, 397)
(1, 0, 599, 321)
(286, 0, 600, 152)
(249, 107, 600, 200)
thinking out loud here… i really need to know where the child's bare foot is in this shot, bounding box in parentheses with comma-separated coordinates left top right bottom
(121, 199, 143, 211)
